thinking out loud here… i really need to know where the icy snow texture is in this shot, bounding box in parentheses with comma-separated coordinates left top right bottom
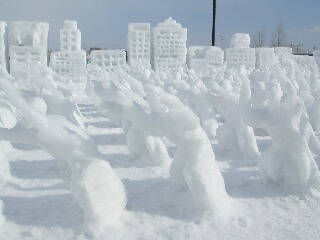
(152, 18, 187, 71)
(60, 20, 81, 51)
(90, 50, 126, 73)
(240, 66, 320, 193)
(0, 66, 127, 237)
(127, 23, 151, 66)
(255, 48, 275, 70)
(0, 22, 8, 70)
(229, 33, 250, 48)
(187, 46, 224, 72)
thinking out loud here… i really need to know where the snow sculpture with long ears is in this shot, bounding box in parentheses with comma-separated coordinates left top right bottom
(87, 68, 171, 167)
(240, 66, 320, 193)
(0, 66, 127, 237)
(205, 68, 260, 160)
(130, 85, 232, 215)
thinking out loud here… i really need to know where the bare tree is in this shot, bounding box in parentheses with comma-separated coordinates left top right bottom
(271, 21, 288, 47)
(252, 27, 266, 47)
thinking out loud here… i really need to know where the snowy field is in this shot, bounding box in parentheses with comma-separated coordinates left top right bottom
(1, 102, 320, 240)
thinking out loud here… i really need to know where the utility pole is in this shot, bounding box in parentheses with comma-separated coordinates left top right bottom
(212, 0, 216, 46)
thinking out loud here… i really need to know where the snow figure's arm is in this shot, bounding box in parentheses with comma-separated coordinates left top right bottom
(239, 70, 269, 128)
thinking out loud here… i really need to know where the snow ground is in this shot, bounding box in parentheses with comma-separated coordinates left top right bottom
(1, 103, 320, 240)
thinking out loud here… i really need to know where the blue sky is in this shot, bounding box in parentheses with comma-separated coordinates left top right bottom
(1, 0, 320, 52)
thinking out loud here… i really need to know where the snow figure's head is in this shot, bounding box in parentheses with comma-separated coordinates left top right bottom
(266, 80, 283, 104)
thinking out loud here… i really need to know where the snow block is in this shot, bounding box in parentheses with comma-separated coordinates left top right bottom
(225, 47, 256, 70)
(60, 20, 81, 51)
(274, 47, 292, 61)
(0, 22, 8, 70)
(90, 50, 126, 73)
(127, 23, 151, 66)
(187, 46, 224, 70)
(255, 48, 275, 70)
(229, 33, 250, 48)
(9, 21, 49, 49)
(50, 50, 87, 77)
(152, 17, 187, 71)
(313, 50, 320, 68)
(9, 46, 47, 76)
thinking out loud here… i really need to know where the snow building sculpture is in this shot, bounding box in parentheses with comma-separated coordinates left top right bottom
(274, 47, 292, 62)
(90, 50, 126, 73)
(0, 66, 127, 236)
(225, 33, 255, 70)
(240, 67, 320, 193)
(0, 199, 5, 226)
(187, 46, 224, 73)
(314, 50, 320, 68)
(50, 21, 86, 79)
(60, 21, 81, 51)
(229, 33, 250, 48)
(127, 23, 151, 66)
(9, 21, 49, 76)
(152, 17, 187, 71)
(255, 48, 275, 70)
(0, 22, 8, 70)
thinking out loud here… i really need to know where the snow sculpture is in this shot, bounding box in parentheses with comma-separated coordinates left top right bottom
(50, 21, 86, 79)
(87, 68, 171, 167)
(60, 20, 81, 51)
(309, 90, 320, 131)
(50, 51, 87, 77)
(225, 33, 255, 70)
(0, 22, 8, 70)
(255, 48, 275, 70)
(127, 23, 151, 66)
(10, 46, 47, 76)
(240, 66, 320, 193)
(0, 67, 127, 236)
(207, 69, 260, 160)
(9, 21, 49, 76)
(229, 33, 250, 48)
(187, 46, 224, 73)
(90, 50, 126, 73)
(152, 17, 187, 71)
(274, 47, 292, 61)
(0, 199, 5, 226)
(9, 21, 49, 49)
(314, 50, 320, 68)
(144, 86, 232, 214)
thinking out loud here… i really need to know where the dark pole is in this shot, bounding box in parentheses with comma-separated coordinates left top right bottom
(212, 0, 216, 46)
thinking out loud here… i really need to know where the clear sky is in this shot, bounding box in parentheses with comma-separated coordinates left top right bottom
(1, 0, 320, 52)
